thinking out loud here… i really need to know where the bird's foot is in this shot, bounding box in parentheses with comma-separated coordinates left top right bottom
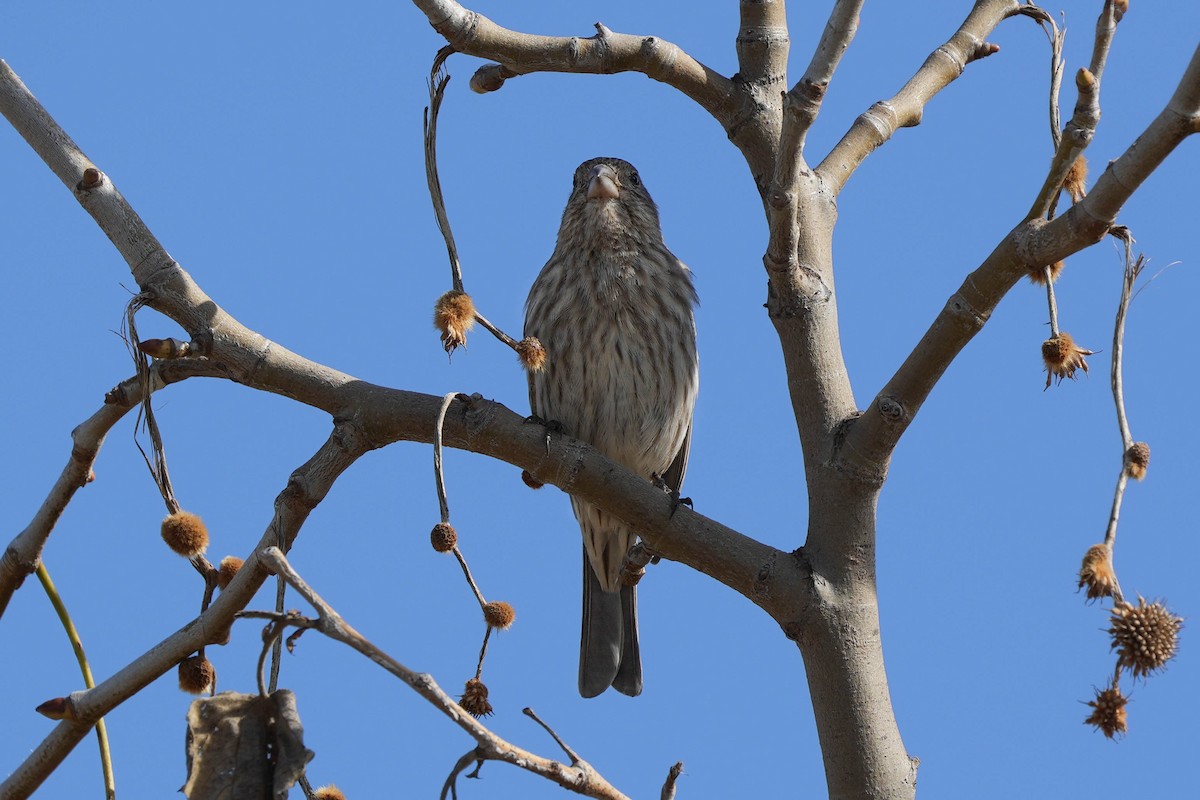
(650, 472, 693, 518)
(523, 414, 565, 451)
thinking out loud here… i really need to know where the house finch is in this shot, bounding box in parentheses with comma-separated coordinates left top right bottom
(524, 157, 699, 697)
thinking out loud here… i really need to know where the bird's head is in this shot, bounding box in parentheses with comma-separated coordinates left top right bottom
(563, 157, 662, 241)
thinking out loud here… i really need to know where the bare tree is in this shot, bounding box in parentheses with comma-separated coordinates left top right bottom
(1, 2, 1196, 798)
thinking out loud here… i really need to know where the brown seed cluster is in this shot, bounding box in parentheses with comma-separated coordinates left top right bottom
(1124, 442, 1150, 481)
(1084, 685, 1129, 739)
(1042, 332, 1094, 388)
(1078, 544, 1118, 601)
(1109, 597, 1183, 679)
(430, 522, 458, 553)
(178, 654, 216, 695)
(161, 511, 209, 557)
(459, 678, 493, 718)
(314, 785, 347, 800)
(516, 336, 547, 372)
(1028, 260, 1065, 286)
(1063, 155, 1089, 203)
(483, 601, 515, 630)
(217, 556, 243, 589)
(433, 290, 476, 353)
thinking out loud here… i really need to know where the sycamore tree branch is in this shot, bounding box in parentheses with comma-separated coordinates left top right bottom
(0, 360, 226, 618)
(840, 43, 1200, 473)
(253, 547, 634, 800)
(816, 0, 1016, 196)
(0, 430, 364, 799)
(410, 0, 737, 126)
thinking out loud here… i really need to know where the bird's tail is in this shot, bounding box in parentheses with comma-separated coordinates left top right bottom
(579, 544, 642, 697)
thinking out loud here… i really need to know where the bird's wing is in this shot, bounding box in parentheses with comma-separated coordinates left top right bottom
(661, 421, 692, 494)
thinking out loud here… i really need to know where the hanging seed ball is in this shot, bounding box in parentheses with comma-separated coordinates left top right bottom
(459, 677, 493, 718)
(178, 654, 216, 694)
(483, 601, 516, 630)
(1124, 442, 1151, 481)
(1109, 597, 1183, 679)
(433, 290, 476, 352)
(1062, 154, 1089, 203)
(216, 556, 244, 590)
(516, 336, 547, 372)
(161, 511, 209, 557)
(314, 786, 347, 800)
(430, 522, 458, 553)
(1084, 685, 1129, 738)
(1028, 260, 1065, 285)
(1078, 544, 1118, 601)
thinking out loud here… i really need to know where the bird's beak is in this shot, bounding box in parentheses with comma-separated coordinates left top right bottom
(586, 164, 621, 201)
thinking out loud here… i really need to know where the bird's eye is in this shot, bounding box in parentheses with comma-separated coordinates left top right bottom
(628, 171, 641, 186)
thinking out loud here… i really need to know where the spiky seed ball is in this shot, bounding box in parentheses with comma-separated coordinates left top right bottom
(1042, 332, 1094, 388)
(1124, 442, 1150, 480)
(314, 786, 347, 800)
(178, 654, 216, 694)
(483, 601, 516, 630)
(216, 556, 244, 590)
(1063, 155, 1089, 203)
(161, 511, 209, 557)
(459, 677, 493, 718)
(430, 522, 458, 553)
(516, 336, 547, 372)
(433, 290, 476, 353)
(1028, 260, 1065, 285)
(1078, 544, 1118, 601)
(1084, 685, 1129, 738)
(1109, 597, 1183, 679)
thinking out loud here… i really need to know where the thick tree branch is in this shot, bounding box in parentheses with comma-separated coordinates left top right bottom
(0, 361, 225, 618)
(253, 548, 633, 800)
(841, 44, 1200, 471)
(816, 0, 1016, 196)
(410, 0, 737, 126)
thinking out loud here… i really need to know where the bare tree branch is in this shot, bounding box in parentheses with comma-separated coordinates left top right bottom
(410, 0, 737, 126)
(0, 431, 364, 798)
(255, 547, 633, 800)
(816, 0, 1015, 196)
(0, 360, 224, 617)
(841, 44, 1200, 472)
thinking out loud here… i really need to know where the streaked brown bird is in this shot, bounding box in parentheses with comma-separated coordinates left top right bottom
(525, 157, 698, 697)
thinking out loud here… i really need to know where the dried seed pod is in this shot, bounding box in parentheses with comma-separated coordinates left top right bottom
(483, 601, 515, 630)
(1084, 684, 1128, 739)
(178, 654, 216, 695)
(1063, 155, 1088, 203)
(1109, 597, 1183, 679)
(430, 522, 458, 553)
(1042, 332, 1095, 388)
(433, 290, 476, 353)
(459, 677, 493, 718)
(516, 336, 547, 372)
(217, 556, 244, 590)
(314, 786, 347, 800)
(161, 511, 209, 557)
(1028, 260, 1065, 285)
(1124, 442, 1150, 480)
(1078, 544, 1118, 601)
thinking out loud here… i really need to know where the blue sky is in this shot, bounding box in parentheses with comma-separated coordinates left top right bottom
(2, 2, 1197, 798)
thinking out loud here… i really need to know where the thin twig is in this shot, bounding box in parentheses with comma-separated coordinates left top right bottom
(425, 46, 464, 293)
(661, 761, 684, 800)
(256, 547, 632, 799)
(474, 626, 492, 680)
(36, 563, 115, 800)
(523, 707, 581, 763)
(434, 392, 459, 524)
(1044, 266, 1061, 336)
(453, 547, 488, 608)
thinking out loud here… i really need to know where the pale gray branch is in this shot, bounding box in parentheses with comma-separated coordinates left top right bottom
(816, 0, 1015, 195)
(256, 547, 632, 800)
(411, 0, 737, 125)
